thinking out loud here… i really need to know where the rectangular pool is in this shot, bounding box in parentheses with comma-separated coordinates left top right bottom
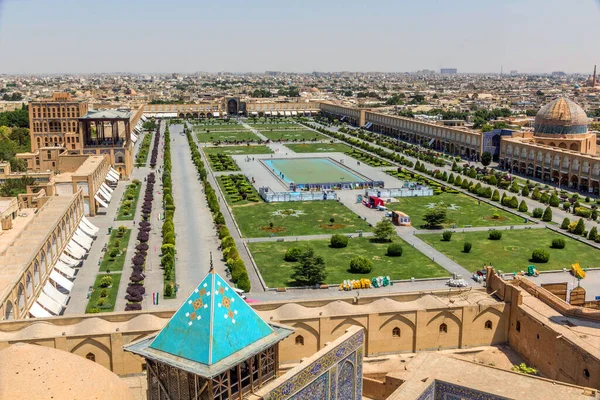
(263, 158, 369, 185)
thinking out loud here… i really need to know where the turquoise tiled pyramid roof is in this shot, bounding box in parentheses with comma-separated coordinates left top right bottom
(149, 271, 273, 365)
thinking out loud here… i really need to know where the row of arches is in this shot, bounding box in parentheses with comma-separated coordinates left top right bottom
(3, 195, 84, 320)
(282, 307, 504, 362)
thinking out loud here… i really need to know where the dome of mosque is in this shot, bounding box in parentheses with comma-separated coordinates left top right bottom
(0, 343, 134, 400)
(534, 96, 589, 135)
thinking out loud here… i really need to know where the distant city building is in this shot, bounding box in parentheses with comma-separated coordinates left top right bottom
(440, 68, 457, 74)
(510, 70, 518, 75)
(265, 71, 282, 76)
(552, 71, 567, 77)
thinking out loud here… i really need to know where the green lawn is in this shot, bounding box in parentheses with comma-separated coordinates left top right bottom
(196, 130, 262, 143)
(248, 237, 448, 287)
(86, 273, 122, 313)
(116, 182, 141, 220)
(285, 143, 353, 153)
(387, 192, 527, 229)
(417, 229, 599, 273)
(203, 145, 273, 155)
(260, 130, 328, 141)
(99, 229, 132, 272)
(250, 123, 301, 130)
(193, 124, 248, 131)
(232, 201, 372, 237)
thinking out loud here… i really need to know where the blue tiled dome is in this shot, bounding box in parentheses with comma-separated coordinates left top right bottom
(534, 96, 589, 135)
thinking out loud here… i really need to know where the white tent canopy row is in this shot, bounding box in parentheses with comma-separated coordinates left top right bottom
(29, 302, 52, 318)
(141, 115, 147, 122)
(94, 194, 109, 208)
(131, 133, 138, 143)
(54, 260, 76, 279)
(81, 216, 100, 233)
(50, 270, 74, 292)
(37, 291, 65, 315)
(43, 282, 69, 306)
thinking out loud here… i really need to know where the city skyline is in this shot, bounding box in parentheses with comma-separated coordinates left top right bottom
(0, 0, 599, 74)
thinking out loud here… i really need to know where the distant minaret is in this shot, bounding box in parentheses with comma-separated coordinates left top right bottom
(593, 65, 597, 87)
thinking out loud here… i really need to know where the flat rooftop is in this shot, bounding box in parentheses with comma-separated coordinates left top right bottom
(73, 155, 105, 176)
(0, 195, 79, 304)
(0, 208, 36, 255)
(389, 353, 597, 399)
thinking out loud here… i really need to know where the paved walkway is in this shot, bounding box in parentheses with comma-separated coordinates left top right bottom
(244, 232, 375, 243)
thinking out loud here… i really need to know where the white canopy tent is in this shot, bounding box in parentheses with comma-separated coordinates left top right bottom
(29, 302, 53, 318)
(50, 270, 74, 292)
(105, 173, 118, 183)
(76, 227, 93, 240)
(108, 169, 120, 180)
(94, 194, 109, 208)
(66, 242, 86, 259)
(97, 187, 112, 202)
(43, 282, 69, 306)
(37, 291, 64, 315)
(213, 112, 220, 117)
(72, 234, 92, 251)
(100, 183, 114, 194)
(131, 134, 138, 143)
(78, 223, 97, 238)
(81, 216, 100, 233)
(54, 260, 76, 279)
(285, 111, 291, 116)
(291, 111, 298, 116)
(60, 253, 81, 267)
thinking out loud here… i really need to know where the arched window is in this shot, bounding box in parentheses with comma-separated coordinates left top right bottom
(516, 321, 521, 332)
(295, 335, 304, 346)
(17, 283, 25, 309)
(392, 327, 401, 337)
(25, 273, 33, 298)
(439, 323, 448, 333)
(485, 320, 493, 330)
(86, 353, 96, 362)
(33, 260, 39, 286)
(5, 301, 14, 320)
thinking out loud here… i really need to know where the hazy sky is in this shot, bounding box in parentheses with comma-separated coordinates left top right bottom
(1, 0, 599, 74)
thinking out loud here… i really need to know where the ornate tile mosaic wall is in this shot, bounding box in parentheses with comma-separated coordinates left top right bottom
(415, 380, 510, 400)
(264, 329, 365, 400)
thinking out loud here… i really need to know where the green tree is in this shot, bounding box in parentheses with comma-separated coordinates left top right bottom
(588, 227, 598, 241)
(492, 189, 500, 202)
(549, 194, 560, 207)
(560, 217, 570, 229)
(373, 218, 396, 242)
(542, 206, 552, 222)
(349, 255, 373, 273)
(521, 185, 530, 197)
(573, 218, 586, 235)
(423, 205, 447, 228)
(291, 247, 327, 286)
(518, 200, 528, 212)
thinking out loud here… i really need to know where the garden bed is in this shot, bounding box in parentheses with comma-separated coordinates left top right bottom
(86, 273, 122, 313)
(99, 228, 131, 272)
(116, 181, 142, 220)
